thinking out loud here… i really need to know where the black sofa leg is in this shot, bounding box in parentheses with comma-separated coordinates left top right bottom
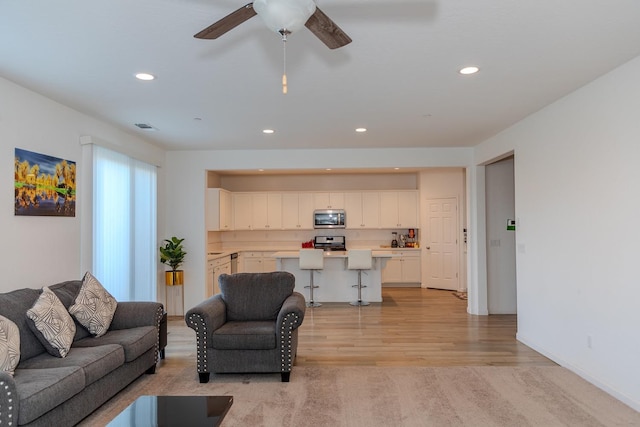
(146, 364, 156, 374)
(281, 372, 290, 382)
(199, 373, 210, 383)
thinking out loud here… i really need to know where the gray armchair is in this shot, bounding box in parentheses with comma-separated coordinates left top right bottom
(185, 271, 306, 383)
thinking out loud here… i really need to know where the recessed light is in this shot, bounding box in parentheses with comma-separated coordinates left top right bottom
(325, 168, 332, 171)
(394, 167, 400, 170)
(263, 129, 275, 134)
(459, 66, 479, 75)
(135, 73, 155, 81)
(355, 127, 367, 133)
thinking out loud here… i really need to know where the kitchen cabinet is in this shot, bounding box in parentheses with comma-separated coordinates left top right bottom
(207, 256, 231, 298)
(251, 193, 282, 230)
(282, 192, 314, 229)
(382, 250, 421, 284)
(206, 188, 232, 231)
(313, 192, 345, 210)
(379, 191, 419, 228)
(232, 193, 253, 230)
(241, 251, 277, 273)
(345, 192, 380, 229)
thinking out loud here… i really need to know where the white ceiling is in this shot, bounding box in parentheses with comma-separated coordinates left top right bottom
(3, 0, 640, 152)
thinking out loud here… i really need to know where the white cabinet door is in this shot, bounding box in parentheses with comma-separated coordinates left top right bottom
(344, 192, 364, 228)
(379, 191, 419, 228)
(207, 260, 215, 298)
(397, 191, 418, 228)
(297, 193, 314, 229)
(361, 192, 380, 228)
(219, 189, 232, 230)
(282, 193, 314, 229)
(206, 188, 232, 231)
(251, 193, 282, 230)
(232, 193, 253, 230)
(382, 257, 403, 282)
(345, 192, 379, 229)
(382, 251, 421, 284)
(242, 252, 275, 272)
(313, 192, 344, 209)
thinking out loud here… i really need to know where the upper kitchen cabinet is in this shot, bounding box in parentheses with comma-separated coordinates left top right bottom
(252, 193, 282, 230)
(232, 193, 253, 230)
(379, 191, 419, 228)
(206, 188, 232, 231)
(345, 192, 380, 229)
(313, 192, 345, 210)
(233, 192, 283, 230)
(282, 192, 314, 230)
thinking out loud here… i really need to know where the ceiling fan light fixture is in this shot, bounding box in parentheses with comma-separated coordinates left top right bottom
(253, 0, 316, 34)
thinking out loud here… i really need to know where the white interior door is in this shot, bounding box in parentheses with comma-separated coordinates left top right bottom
(425, 198, 459, 290)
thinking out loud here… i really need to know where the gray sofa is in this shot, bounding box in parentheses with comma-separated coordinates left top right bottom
(185, 271, 305, 383)
(0, 280, 163, 427)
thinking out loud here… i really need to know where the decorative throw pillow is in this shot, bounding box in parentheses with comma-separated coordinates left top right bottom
(0, 315, 20, 376)
(69, 272, 117, 337)
(26, 287, 76, 358)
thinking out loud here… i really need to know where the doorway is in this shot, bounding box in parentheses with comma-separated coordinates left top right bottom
(424, 197, 459, 290)
(485, 156, 517, 314)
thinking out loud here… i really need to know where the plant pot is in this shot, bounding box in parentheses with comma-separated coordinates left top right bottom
(165, 270, 184, 286)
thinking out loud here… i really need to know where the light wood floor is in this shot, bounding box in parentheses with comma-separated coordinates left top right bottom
(167, 287, 555, 367)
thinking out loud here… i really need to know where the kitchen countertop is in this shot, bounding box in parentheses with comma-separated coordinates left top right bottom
(208, 246, 421, 261)
(272, 250, 396, 259)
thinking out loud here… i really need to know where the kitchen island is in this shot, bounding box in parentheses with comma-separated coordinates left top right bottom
(273, 251, 395, 303)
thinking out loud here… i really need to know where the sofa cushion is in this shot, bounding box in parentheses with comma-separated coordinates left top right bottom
(0, 315, 20, 375)
(0, 288, 46, 361)
(220, 272, 295, 321)
(14, 366, 85, 425)
(18, 344, 124, 386)
(211, 321, 276, 350)
(69, 272, 118, 337)
(26, 287, 76, 358)
(49, 279, 92, 341)
(73, 326, 157, 362)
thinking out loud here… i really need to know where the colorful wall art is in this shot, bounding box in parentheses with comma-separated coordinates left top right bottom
(14, 148, 76, 217)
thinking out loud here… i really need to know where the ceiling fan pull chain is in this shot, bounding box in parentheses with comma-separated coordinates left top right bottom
(281, 29, 289, 94)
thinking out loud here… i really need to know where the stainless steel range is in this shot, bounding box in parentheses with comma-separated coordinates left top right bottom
(314, 235, 346, 251)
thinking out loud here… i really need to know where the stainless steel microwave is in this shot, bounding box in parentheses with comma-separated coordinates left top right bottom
(313, 209, 346, 229)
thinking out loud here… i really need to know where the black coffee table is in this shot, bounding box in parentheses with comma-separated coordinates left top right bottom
(107, 395, 233, 426)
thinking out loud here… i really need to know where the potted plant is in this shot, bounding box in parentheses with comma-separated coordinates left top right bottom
(160, 237, 187, 285)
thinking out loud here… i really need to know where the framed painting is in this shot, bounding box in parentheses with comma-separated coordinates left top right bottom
(14, 148, 76, 217)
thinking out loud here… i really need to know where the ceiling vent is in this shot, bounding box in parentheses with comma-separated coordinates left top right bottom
(134, 123, 157, 131)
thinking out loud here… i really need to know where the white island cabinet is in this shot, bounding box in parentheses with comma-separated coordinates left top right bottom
(273, 251, 395, 303)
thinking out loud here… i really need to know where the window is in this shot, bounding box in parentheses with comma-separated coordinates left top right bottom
(93, 145, 157, 301)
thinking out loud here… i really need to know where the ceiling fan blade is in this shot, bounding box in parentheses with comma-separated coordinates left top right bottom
(194, 3, 257, 39)
(305, 7, 352, 49)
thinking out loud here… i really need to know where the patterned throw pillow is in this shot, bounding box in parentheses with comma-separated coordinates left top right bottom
(26, 287, 76, 358)
(0, 315, 20, 376)
(69, 272, 117, 337)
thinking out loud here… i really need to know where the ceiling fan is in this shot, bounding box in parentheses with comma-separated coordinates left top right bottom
(194, 0, 352, 49)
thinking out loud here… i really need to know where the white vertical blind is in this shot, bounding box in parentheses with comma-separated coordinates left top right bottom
(93, 145, 156, 301)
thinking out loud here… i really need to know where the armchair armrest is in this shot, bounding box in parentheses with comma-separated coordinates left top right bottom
(185, 294, 227, 379)
(109, 301, 164, 330)
(277, 292, 306, 330)
(276, 291, 306, 375)
(0, 372, 18, 426)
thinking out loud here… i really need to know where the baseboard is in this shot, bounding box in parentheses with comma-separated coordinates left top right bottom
(516, 332, 640, 412)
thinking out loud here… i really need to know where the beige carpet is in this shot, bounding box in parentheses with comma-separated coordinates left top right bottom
(81, 365, 640, 426)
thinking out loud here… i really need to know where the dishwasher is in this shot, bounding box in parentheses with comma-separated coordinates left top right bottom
(230, 252, 238, 273)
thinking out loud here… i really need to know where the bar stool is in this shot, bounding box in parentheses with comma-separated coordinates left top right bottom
(347, 249, 372, 306)
(299, 249, 324, 307)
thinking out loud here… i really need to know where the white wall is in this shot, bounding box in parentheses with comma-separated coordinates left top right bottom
(475, 56, 640, 410)
(485, 157, 516, 314)
(1, 76, 164, 293)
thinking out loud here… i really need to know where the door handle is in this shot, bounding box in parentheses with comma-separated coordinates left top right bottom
(426, 246, 430, 250)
